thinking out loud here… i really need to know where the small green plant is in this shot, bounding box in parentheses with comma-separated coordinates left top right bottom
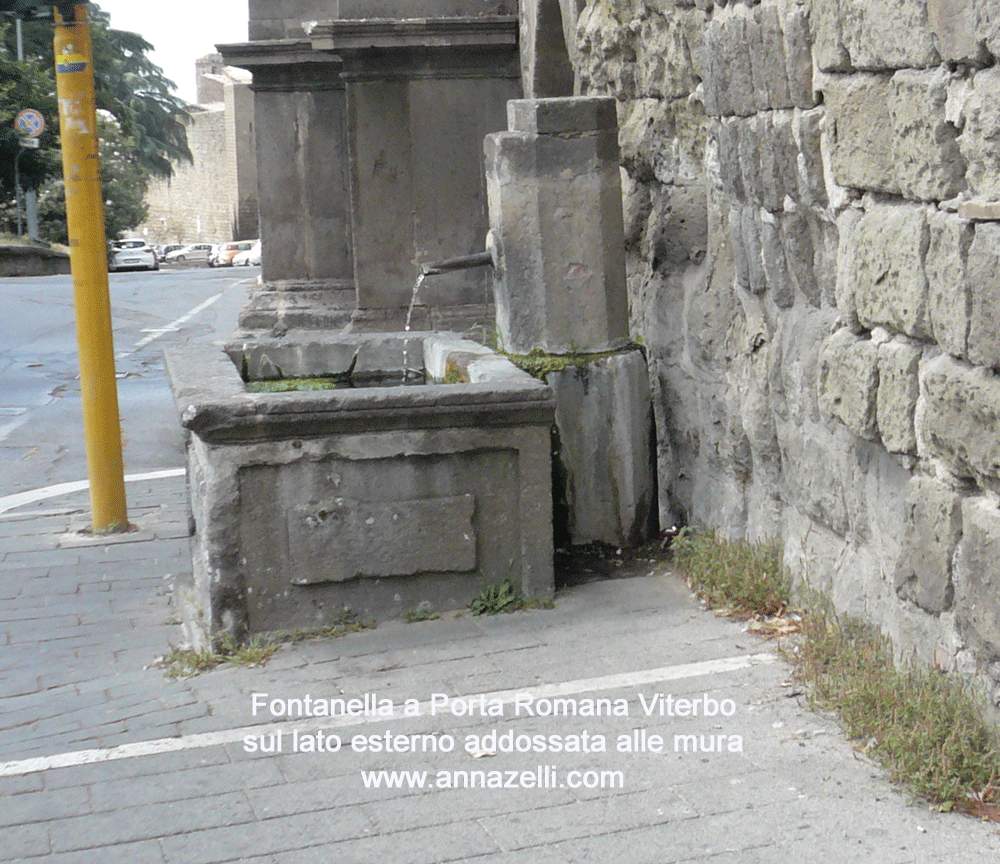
(283, 607, 373, 642)
(793, 603, 1000, 813)
(160, 646, 221, 679)
(471, 579, 519, 615)
(159, 633, 279, 679)
(405, 607, 442, 623)
(441, 359, 469, 384)
(671, 529, 789, 618)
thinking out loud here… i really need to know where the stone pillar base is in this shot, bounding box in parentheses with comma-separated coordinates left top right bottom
(237, 279, 356, 334)
(547, 347, 657, 548)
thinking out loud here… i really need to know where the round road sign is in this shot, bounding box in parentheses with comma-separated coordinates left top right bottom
(14, 109, 45, 139)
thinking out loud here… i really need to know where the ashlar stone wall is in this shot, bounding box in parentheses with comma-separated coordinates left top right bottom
(568, 0, 1000, 705)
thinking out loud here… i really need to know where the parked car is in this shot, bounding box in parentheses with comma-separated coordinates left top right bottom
(158, 244, 184, 259)
(165, 243, 214, 263)
(232, 239, 261, 267)
(215, 240, 254, 267)
(108, 239, 158, 272)
(207, 244, 226, 267)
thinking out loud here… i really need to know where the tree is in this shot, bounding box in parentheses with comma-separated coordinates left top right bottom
(36, 115, 149, 243)
(0, 1, 191, 205)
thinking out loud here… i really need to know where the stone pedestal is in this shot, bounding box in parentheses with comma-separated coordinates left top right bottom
(485, 97, 630, 354)
(547, 348, 656, 548)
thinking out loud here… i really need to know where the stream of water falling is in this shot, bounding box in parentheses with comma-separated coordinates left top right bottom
(402, 272, 426, 381)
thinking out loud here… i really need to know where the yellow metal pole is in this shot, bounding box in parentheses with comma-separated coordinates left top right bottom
(53, 3, 128, 532)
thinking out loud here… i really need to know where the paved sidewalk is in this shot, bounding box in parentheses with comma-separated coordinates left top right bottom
(1, 475, 1000, 863)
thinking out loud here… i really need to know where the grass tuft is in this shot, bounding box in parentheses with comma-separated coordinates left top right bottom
(671, 528, 789, 618)
(793, 604, 1000, 810)
(671, 528, 1000, 813)
(471, 580, 555, 615)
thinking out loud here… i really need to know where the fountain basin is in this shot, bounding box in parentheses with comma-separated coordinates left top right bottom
(165, 332, 555, 648)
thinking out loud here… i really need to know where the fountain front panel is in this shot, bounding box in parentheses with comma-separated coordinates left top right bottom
(166, 333, 554, 647)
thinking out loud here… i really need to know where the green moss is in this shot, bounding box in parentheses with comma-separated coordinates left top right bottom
(247, 377, 349, 393)
(501, 343, 644, 380)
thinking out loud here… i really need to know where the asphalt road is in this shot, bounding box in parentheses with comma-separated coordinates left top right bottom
(0, 263, 256, 498)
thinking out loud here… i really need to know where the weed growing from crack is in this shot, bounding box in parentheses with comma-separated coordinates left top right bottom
(158, 634, 278, 680)
(470, 580, 554, 615)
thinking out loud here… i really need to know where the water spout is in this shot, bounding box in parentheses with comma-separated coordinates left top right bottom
(420, 250, 495, 276)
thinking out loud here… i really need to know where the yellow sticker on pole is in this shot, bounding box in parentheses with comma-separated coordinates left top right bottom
(56, 43, 88, 73)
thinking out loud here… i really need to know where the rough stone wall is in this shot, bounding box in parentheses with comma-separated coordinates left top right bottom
(572, 0, 1000, 706)
(138, 71, 258, 246)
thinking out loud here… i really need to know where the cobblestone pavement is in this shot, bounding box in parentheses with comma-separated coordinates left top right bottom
(1, 475, 1000, 863)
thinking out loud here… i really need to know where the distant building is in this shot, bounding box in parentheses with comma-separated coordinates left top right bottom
(136, 55, 258, 246)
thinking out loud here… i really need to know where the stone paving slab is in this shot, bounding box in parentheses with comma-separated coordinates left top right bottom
(1, 493, 1000, 862)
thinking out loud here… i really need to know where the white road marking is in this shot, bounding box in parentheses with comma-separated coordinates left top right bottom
(0, 468, 185, 515)
(0, 653, 777, 777)
(119, 292, 223, 357)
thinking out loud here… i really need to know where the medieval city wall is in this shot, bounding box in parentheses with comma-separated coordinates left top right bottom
(565, 0, 1000, 703)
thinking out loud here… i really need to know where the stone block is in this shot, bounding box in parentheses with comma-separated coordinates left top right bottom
(955, 495, 1000, 653)
(730, 207, 750, 289)
(618, 98, 706, 186)
(642, 182, 709, 269)
(977, 0, 1000, 58)
(826, 74, 899, 194)
(959, 66, 1000, 200)
(835, 208, 863, 327)
(851, 203, 931, 339)
(926, 211, 973, 358)
(784, 8, 817, 109)
(818, 329, 880, 440)
(636, 9, 705, 100)
(920, 354, 1000, 485)
(758, 113, 792, 212)
(841, 0, 940, 70)
(761, 5, 793, 109)
(717, 118, 744, 201)
(877, 339, 921, 454)
(760, 213, 793, 308)
(889, 68, 967, 201)
(795, 109, 828, 209)
(738, 115, 763, 207)
(707, 15, 756, 117)
(808, 0, 851, 72)
(966, 222, 1000, 368)
(928, 0, 987, 63)
(742, 206, 767, 293)
(782, 210, 820, 307)
(547, 349, 656, 547)
(486, 97, 630, 354)
(894, 476, 963, 613)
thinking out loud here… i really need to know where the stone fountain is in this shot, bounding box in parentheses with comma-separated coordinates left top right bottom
(168, 3, 654, 648)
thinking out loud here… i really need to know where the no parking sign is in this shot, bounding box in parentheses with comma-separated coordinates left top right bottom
(14, 109, 45, 139)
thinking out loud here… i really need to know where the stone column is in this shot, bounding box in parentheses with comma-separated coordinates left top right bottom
(486, 96, 655, 547)
(219, 42, 356, 332)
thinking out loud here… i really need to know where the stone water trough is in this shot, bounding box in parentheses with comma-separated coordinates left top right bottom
(165, 333, 554, 648)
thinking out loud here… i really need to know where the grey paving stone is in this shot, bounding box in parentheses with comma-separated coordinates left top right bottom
(49, 791, 256, 854)
(267, 821, 502, 864)
(158, 808, 376, 864)
(41, 839, 168, 864)
(0, 782, 91, 827)
(0, 821, 50, 861)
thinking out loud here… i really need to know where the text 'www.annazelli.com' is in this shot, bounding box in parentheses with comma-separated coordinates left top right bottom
(360, 767, 625, 790)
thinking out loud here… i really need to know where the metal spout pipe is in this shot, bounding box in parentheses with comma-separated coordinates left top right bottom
(420, 250, 495, 276)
